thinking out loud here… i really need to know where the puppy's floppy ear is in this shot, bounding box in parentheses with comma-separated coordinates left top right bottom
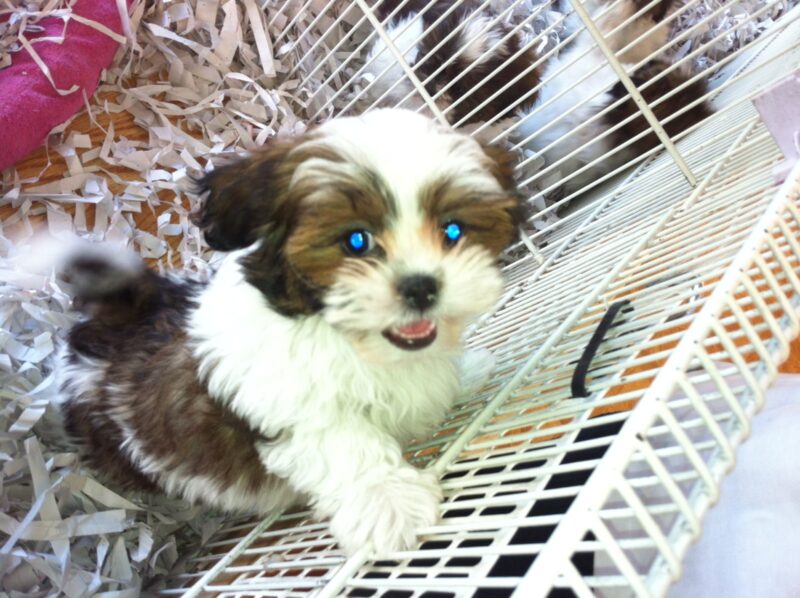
(479, 141, 528, 229)
(479, 142, 518, 192)
(193, 137, 301, 251)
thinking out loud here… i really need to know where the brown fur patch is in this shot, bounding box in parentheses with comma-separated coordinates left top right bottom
(63, 273, 277, 497)
(195, 132, 375, 316)
(62, 392, 160, 492)
(630, 0, 677, 22)
(193, 135, 314, 252)
(604, 61, 712, 158)
(283, 168, 394, 289)
(479, 142, 521, 193)
(422, 177, 521, 255)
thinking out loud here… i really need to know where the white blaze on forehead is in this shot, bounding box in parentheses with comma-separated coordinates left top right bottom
(314, 109, 502, 262)
(285, 137, 364, 195)
(317, 109, 500, 207)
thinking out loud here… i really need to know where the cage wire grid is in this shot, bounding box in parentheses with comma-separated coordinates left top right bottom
(145, 0, 800, 596)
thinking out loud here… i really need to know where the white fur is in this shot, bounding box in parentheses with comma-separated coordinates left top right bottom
(516, 35, 616, 192)
(457, 347, 497, 398)
(323, 245, 502, 344)
(460, 17, 507, 65)
(312, 109, 502, 209)
(188, 250, 461, 555)
(121, 430, 297, 515)
(59, 344, 299, 515)
(364, 16, 425, 110)
(54, 346, 106, 406)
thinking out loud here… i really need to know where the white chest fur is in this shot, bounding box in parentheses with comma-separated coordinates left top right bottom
(188, 252, 461, 445)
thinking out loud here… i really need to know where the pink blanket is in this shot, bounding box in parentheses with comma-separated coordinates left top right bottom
(0, 0, 130, 171)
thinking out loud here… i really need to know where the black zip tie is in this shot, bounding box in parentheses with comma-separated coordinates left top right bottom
(571, 300, 633, 398)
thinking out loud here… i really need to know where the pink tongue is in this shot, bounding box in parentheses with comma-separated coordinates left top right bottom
(395, 319, 434, 337)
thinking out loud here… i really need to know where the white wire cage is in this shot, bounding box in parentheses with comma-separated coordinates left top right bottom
(155, 0, 800, 596)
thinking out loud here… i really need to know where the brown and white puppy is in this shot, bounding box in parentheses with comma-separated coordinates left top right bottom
(517, 0, 712, 196)
(364, 0, 541, 135)
(363, 0, 712, 198)
(53, 109, 523, 557)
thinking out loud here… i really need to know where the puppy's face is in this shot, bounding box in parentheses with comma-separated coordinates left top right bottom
(196, 109, 522, 362)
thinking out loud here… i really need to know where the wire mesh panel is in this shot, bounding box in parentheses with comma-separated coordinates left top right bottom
(267, 0, 797, 236)
(160, 0, 800, 596)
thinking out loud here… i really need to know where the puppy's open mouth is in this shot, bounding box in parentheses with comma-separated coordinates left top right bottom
(382, 319, 437, 350)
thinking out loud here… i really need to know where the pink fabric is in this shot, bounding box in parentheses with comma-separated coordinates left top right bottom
(0, 0, 129, 171)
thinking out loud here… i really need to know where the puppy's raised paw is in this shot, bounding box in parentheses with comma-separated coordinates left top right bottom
(330, 468, 442, 557)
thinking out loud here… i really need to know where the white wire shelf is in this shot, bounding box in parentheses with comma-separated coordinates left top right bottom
(158, 1, 800, 596)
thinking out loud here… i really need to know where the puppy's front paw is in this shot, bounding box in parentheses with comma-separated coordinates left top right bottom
(330, 468, 441, 557)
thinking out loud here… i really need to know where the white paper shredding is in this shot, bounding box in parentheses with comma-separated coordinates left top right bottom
(0, 0, 794, 594)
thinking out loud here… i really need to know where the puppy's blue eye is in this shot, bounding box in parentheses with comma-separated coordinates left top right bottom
(443, 221, 463, 245)
(344, 229, 373, 256)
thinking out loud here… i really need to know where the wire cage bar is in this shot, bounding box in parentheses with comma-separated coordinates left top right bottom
(159, 0, 800, 596)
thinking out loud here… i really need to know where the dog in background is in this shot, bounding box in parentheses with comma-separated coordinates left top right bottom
(46, 109, 522, 557)
(364, 0, 711, 198)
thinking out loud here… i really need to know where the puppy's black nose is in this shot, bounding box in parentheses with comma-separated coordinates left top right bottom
(398, 275, 439, 311)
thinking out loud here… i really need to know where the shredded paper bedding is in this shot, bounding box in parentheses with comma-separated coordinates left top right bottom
(0, 0, 792, 594)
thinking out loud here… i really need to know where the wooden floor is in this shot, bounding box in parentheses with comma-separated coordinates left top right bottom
(4, 99, 800, 375)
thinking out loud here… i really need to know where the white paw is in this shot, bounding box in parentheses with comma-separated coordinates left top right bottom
(330, 468, 442, 557)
